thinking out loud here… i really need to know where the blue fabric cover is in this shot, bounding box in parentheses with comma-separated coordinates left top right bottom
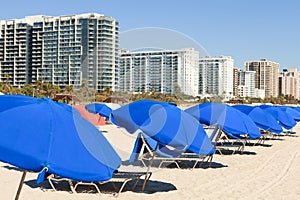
(0, 95, 121, 182)
(233, 105, 282, 134)
(185, 102, 261, 139)
(260, 105, 296, 130)
(278, 106, 300, 122)
(111, 100, 215, 156)
(85, 103, 112, 118)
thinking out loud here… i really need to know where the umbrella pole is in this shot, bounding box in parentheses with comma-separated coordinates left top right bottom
(15, 170, 27, 200)
(142, 143, 159, 191)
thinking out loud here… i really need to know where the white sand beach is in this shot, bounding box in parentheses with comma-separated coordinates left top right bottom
(1, 123, 300, 200)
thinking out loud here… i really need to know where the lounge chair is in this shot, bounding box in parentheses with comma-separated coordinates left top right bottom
(282, 128, 297, 136)
(205, 126, 245, 155)
(130, 132, 213, 169)
(47, 170, 152, 196)
(254, 129, 278, 144)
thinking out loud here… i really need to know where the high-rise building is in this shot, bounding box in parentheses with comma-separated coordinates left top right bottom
(244, 59, 280, 98)
(0, 20, 32, 86)
(199, 56, 234, 97)
(278, 68, 299, 99)
(233, 67, 239, 97)
(0, 13, 119, 91)
(119, 48, 199, 96)
(237, 70, 256, 98)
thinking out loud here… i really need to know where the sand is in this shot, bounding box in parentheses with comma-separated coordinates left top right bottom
(1, 124, 300, 200)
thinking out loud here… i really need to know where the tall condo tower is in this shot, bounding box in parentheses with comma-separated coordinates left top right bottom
(244, 59, 279, 98)
(0, 13, 119, 91)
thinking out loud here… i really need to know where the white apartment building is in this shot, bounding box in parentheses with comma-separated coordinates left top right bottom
(254, 88, 265, 99)
(0, 13, 119, 91)
(199, 56, 234, 98)
(119, 48, 199, 96)
(238, 70, 256, 98)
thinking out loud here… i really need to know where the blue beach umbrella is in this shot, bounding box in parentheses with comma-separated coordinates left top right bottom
(260, 105, 296, 130)
(292, 106, 300, 114)
(0, 95, 121, 199)
(85, 103, 113, 118)
(278, 106, 300, 122)
(233, 105, 282, 134)
(110, 100, 215, 156)
(185, 102, 261, 139)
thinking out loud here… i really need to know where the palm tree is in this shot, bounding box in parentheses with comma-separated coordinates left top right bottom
(63, 85, 74, 95)
(20, 84, 35, 96)
(3, 74, 12, 94)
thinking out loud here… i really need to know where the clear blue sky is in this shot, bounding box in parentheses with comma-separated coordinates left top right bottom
(1, 0, 299, 70)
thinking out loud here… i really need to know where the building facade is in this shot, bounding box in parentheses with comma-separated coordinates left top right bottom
(199, 56, 234, 98)
(119, 48, 199, 96)
(254, 88, 265, 99)
(0, 13, 119, 91)
(233, 67, 239, 97)
(244, 59, 279, 98)
(278, 68, 299, 99)
(237, 70, 256, 98)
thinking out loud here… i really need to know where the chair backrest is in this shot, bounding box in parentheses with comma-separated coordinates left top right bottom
(204, 125, 222, 144)
(140, 133, 182, 158)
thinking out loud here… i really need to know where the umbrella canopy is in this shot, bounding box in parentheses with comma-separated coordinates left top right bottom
(233, 105, 283, 134)
(85, 103, 112, 118)
(110, 100, 215, 155)
(185, 102, 261, 139)
(0, 95, 121, 182)
(260, 105, 296, 130)
(292, 106, 300, 114)
(278, 106, 300, 122)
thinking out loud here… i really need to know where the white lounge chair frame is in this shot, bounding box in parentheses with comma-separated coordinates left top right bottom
(205, 126, 245, 155)
(137, 135, 213, 169)
(47, 171, 152, 197)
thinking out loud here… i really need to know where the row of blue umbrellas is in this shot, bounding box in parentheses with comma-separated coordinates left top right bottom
(1, 95, 299, 199)
(87, 100, 300, 148)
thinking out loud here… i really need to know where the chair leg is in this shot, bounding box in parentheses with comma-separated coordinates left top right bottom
(113, 179, 131, 197)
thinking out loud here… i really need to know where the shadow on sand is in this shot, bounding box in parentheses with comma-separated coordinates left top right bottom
(2, 165, 23, 172)
(215, 149, 257, 156)
(122, 159, 228, 170)
(25, 178, 177, 195)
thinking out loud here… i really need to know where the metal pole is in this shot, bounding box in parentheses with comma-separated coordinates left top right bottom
(15, 170, 27, 200)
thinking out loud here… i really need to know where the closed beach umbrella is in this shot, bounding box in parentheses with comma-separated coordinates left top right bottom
(110, 100, 215, 156)
(260, 105, 296, 130)
(278, 106, 300, 122)
(233, 105, 282, 134)
(185, 102, 261, 139)
(85, 103, 113, 118)
(0, 95, 121, 199)
(292, 107, 300, 115)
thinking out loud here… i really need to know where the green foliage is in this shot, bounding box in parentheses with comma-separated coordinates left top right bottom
(2, 80, 300, 105)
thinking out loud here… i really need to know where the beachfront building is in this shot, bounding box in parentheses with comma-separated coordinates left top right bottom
(0, 13, 119, 91)
(0, 20, 31, 86)
(119, 48, 199, 96)
(237, 70, 256, 98)
(254, 88, 265, 99)
(199, 56, 234, 98)
(244, 59, 280, 98)
(278, 68, 299, 99)
(233, 67, 239, 97)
